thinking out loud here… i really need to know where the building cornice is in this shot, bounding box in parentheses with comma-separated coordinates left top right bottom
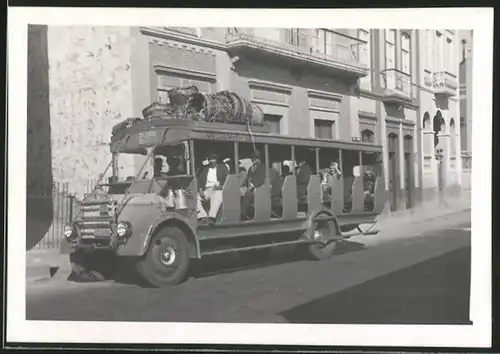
(154, 64, 217, 81)
(248, 79, 293, 94)
(140, 26, 227, 51)
(307, 89, 343, 101)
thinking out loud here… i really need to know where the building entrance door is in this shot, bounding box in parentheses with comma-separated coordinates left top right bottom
(387, 133, 399, 212)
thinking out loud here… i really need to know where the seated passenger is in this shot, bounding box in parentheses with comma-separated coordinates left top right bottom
(241, 151, 267, 220)
(269, 166, 283, 216)
(196, 153, 229, 225)
(321, 161, 342, 193)
(296, 158, 312, 206)
(154, 157, 168, 178)
(281, 165, 291, 181)
(238, 166, 248, 187)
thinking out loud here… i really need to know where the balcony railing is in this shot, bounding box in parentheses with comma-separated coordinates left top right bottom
(433, 71, 458, 97)
(381, 68, 411, 103)
(225, 28, 369, 77)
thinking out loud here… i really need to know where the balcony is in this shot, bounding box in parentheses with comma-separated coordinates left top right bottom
(433, 71, 458, 97)
(381, 69, 412, 104)
(225, 28, 369, 78)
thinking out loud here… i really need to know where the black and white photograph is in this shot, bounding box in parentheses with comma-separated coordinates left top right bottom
(7, 7, 492, 348)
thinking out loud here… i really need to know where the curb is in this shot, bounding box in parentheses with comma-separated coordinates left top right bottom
(26, 250, 72, 283)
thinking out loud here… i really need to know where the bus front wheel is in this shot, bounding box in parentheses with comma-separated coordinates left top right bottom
(135, 226, 191, 287)
(306, 216, 339, 261)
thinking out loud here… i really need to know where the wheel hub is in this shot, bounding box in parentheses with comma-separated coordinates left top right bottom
(160, 246, 176, 266)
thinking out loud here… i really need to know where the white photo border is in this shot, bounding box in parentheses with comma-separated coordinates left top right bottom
(7, 7, 493, 348)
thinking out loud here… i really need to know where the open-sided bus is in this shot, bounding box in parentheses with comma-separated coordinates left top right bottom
(61, 117, 386, 287)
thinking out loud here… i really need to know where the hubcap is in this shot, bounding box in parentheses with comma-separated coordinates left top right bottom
(160, 246, 176, 266)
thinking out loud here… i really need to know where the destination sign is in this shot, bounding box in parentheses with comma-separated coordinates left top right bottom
(203, 132, 253, 142)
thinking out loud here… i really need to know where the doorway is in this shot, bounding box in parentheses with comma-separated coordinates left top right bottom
(387, 133, 399, 212)
(404, 135, 414, 209)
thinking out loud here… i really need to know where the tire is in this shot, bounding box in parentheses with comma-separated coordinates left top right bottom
(135, 226, 191, 287)
(306, 212, 339, 261)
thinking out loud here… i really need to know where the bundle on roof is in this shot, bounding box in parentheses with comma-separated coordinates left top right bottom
(141, 86, 264, 126)
(186, 90, 264, 126)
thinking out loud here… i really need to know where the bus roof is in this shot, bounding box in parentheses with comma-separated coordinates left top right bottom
(110, 117, 383, 154)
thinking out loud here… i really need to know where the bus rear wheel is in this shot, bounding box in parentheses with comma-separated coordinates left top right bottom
(135, 226, 191, 287)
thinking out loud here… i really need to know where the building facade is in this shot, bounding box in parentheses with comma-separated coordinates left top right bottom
(27, 26, 463, 210)
(459, 30, 473, 190)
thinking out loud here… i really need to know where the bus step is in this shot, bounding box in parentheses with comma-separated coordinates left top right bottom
(201, 239, 309, 257)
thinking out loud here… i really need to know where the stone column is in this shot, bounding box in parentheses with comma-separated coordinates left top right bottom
(437, 132, 450, 190)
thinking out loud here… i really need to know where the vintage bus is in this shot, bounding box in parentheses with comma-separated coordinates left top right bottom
(62, 117, 386, 287)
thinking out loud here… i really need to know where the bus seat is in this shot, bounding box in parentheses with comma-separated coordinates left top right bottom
(282, 175, 298, 220)
(306, 175, 322, 215)
(254, 179, 271, 222)
(351, 176, 365, 213)
(329, 175, 344, 214)
(220, 174, 241, 224)
(373, 176, 386, 213)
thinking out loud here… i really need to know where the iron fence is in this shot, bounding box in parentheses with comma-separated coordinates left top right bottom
(27, 180, 98, 249)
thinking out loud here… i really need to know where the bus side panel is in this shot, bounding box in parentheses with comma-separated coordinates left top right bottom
(373, 176, 386, 213)
(329, 175, 344, 214)
(282, 175, 298, 220)
(307, 175, 322, 215)
(351, 176, 365, 213)
(221, 174, 241, 224)
(254, 179, 271, 222)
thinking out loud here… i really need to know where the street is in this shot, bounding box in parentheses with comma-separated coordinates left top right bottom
(26, 216, 471, 324)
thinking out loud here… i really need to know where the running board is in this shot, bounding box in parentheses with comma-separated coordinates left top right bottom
(201, 239, 309, 257)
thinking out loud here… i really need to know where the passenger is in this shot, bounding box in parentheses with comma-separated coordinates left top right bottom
(321, 161, 342, 193)
(281, 165, 292, 179)
(223, 158, 234, 174)
(296, 158, 312, 206)
(238, 166, 248, 187)
(269, 166, 283, 216)
(240, 151, 267, 220)
(154, 157, 168, 178)
(166, 156, 183, 176)
(196, 153, 229, 225)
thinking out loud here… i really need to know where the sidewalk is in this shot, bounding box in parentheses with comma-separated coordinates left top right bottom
(25, 190, 471, 283)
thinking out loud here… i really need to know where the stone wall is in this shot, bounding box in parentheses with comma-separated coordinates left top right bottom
(47, 26, 134, 198)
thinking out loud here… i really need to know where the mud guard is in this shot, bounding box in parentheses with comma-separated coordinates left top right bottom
(116, 213, 200, 258)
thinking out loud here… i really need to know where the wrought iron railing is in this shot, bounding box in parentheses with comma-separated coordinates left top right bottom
(382, 68, 411, 97)
(226, 28, 368, 66)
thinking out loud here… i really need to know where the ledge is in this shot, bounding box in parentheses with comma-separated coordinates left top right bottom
(140, 26, 227, 51)
(248, 79, 293, 94)
(385, 117, 416, 127)
(307, 89, 343, 101)
(154, 64, 217, 81)
(358, 111, 377, 120)
(251, 98, 289, 108)
(308, 106, 340, 113)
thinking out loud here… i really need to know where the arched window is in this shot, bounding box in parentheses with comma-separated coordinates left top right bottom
(433, 111, 446, 147)
(450, 118, 456, 157)
(423, 112, 431, 130)
(361, 129, 375, 144)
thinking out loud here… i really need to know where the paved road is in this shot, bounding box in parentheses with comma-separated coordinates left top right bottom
(26, 218, 471, 324)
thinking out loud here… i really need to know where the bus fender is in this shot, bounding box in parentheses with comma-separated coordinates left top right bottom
(142, 214, 200, 259)
(304, 210, 341, 244)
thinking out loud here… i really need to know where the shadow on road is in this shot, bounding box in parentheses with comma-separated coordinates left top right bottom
(279, 247, 472, 325)
(70, 240, 369, 287)
(189, 240, 367, 280)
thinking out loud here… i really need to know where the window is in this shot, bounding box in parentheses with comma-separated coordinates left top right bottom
(264, 114, 282, 134)
(434, 31, 444, 71)
(385, 29, 396, 70)
(401, 32, 411, 75)
(314, 119, 333, 139)
(285, 28, 308, 48)
(361, 129, 375, 144)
